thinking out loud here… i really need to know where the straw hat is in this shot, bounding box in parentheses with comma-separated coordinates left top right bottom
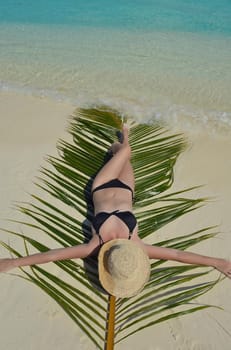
(98, 239, 150, 298)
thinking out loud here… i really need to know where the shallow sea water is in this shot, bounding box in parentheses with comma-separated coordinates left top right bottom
(0, 0, 231, 132)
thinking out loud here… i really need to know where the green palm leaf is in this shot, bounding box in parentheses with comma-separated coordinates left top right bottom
(1, 107, 220, 349)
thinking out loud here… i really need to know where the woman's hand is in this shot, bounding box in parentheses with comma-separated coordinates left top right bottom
(215, 259, 231, 278)
(0, 258, 16, 273)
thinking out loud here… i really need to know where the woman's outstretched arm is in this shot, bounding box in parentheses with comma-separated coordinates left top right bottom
(139, 242, 231, 278)
(0, 237, 99, 273)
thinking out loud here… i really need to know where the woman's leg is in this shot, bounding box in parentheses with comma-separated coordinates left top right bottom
(113, 125, 135, 190)
(92, 126, 132, 190)
(117, 158, 135, 192)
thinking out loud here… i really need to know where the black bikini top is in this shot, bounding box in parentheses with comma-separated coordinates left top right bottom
(92, 210, 137, 244)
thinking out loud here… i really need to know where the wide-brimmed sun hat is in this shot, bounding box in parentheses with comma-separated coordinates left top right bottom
(98, 239, 150, 298)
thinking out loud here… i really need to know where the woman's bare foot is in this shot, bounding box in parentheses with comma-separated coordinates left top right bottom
(110, 142, 122, 155)
(110, 124, 130, 155)
(122, 124, 129, 145)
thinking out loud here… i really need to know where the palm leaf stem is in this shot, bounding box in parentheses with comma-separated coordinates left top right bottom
(105, 295, 116, 350)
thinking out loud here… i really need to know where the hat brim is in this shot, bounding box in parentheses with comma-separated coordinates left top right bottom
(98, 239, 150, 298)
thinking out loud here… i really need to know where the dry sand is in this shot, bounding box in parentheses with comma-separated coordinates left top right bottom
(0, 91, 231, 349)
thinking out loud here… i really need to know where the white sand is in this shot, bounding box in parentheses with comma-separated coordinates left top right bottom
(0, 91, 231, 349)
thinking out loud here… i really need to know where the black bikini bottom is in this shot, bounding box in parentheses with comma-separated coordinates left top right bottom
(92, 178, 134, 199)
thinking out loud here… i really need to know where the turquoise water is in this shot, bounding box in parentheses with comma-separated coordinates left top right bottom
(1, 0, 231, 33)
(0, 0, 231, 130)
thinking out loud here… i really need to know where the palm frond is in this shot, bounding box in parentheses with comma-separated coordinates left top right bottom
(1, 106, 220, 349)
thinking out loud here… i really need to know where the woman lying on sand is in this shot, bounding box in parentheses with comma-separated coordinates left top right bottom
(0, 125, 231, 297)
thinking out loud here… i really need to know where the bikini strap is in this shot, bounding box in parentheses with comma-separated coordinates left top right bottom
(98, 233, 105, 246)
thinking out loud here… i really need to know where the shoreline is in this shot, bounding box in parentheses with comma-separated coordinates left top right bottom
(1, 84, 231, 135)
(0, 91, 231, 349)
